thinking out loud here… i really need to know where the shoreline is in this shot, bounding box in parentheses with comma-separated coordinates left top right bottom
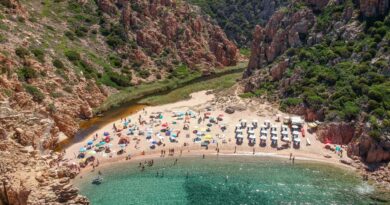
(74, 149, 355, 177)
(65, 89, 357, 183)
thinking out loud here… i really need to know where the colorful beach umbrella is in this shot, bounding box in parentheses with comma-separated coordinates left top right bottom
(79, 147, 87, 152)
(103, 132, 110, 136)
(87, 140, 93, 145)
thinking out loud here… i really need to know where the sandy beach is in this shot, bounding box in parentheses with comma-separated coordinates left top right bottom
(64, 89, 352, 174)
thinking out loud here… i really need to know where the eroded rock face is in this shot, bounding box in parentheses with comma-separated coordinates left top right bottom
(359, 0, 390, 18)
(0, 140, 89, 204)
(245, 9, 315, 77)
(317, 122, 356, 145)
(98, 0, 238, 70)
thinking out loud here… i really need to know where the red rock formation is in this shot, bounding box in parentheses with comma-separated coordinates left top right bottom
(317, 122, 356, 144)
(359, 0, 390, 18)
(245, 9, 315, 77)
(98, 0, 238, 70)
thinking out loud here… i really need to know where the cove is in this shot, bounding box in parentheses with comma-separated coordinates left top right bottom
(74, 156, 380, 204)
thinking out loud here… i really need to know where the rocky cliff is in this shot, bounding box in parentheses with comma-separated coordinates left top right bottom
(0, 0, 238, 203)
(243, 0, 390, 169)
(188, 0, 288, 47)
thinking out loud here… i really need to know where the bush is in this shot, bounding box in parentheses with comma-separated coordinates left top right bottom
(18, 66, 38, 81)
(53, 59, 65, 69)
(109, 55, 122, 67)
(172, 64, 190, 79)
(342, 101, 360, 121)
(138, 70, 150, 79)
(24, 84, 45, 102)
(15, 47, 29, 58)
(65, 50, 81, 62)
(64, 31, 76, 40)
(31, 48, 45, 62)
(108, 72, 131, 87)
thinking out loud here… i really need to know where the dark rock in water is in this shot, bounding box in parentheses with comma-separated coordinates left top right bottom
(225, 107, 235, 114)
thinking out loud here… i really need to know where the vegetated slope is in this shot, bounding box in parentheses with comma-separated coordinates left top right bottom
(188, 0, 288, 47)
(243, 0, 390, 166)
(0, 0, 237, 204)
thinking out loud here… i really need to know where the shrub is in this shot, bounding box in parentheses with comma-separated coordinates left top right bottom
(64, 31, 76, 40)
(24, 84, 45, 102)
(109, 55, 122, 67)
(18, 66, 38, 81)
(31, 48, 45, 62)
(65, 50, 81, 62)
(281, 97, 303, 107)
(172, 64, 190, 79)
(138, 70, 150, 79)
(53, 59, 65, 69)
(108, 72, 131, 87)
(63, 86, 73, 93)
(15, 47, 29, 58)
(342, 101, 360, 121)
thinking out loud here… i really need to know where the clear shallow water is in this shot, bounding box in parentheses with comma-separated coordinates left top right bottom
(75, 156, 380, 205)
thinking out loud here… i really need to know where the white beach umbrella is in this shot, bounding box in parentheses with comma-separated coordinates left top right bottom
(260, 130, 267, 135)
(236, 134, 243, 138)
(292, 131, 300, 135)
(260, 135, 267, 140)
(248, 130, 255, 134)
(249, 134, 256, 139)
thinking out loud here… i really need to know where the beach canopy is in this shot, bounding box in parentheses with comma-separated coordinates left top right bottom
(291, 116, 303, 125)
(204, 135, 213, 140)
(96, 141, 106, 147)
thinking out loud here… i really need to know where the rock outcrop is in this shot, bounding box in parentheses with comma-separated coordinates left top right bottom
(359, 0, 390, 18)
(97, 0, 238, 70)
(244, 8, 315, 77)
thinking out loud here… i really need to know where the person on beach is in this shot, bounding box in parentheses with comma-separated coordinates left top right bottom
(98, 170, 102, 175)
(202, 154, 205, 159)
(292, 157, 295, 164)
(234, 146, 236, 153)
(156, 171, 159, 177)
(253, 148, 255, 155)
(290, 153, 292, 160)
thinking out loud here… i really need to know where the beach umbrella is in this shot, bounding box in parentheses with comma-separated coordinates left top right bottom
(119, 144, 126, 149)
(236, 134, 243, 138)
(87, 140, 93, 145)
(260, 130, 267, 134)
(281, 131, 289, 135)
(248, 130, 255, 134)
(103, 132, 110, 136)
(162, 123, 168, 128)
(87, 150, 96, 156)
(260, 135, 267, 140)
(292, 125, 299, 129)
(249, 134, 255, 139)
(236, 129, 243, 133)
(292, 131, 300, 135)
(79, 147, 87, 152)
(271, 136, 278, 141)
(204, 135, 213, 140)
(294, 138, 301, 142)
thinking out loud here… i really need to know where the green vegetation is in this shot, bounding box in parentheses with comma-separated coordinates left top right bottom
(140, 72, 241, 105)
(31, 48, 45, 62)
(23, 84, 45, 102)
(18, 66, 38, 81)
(15, 47, 29, 58)
(187, 0, 286, 47)
(96, 62, 247, 113)
(242, 3, 390, 141)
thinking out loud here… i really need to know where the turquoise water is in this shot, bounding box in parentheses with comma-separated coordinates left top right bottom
(75, 156, 380, 204)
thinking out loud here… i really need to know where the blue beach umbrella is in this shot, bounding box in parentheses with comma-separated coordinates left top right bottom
(87, 140, 93, 145)
(103, 132, 110, 136)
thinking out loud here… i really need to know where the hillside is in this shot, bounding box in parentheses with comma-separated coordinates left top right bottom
(0, 0, 238, 204)
(242, 0, 390, 171)
(188, 0, 287, 47)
